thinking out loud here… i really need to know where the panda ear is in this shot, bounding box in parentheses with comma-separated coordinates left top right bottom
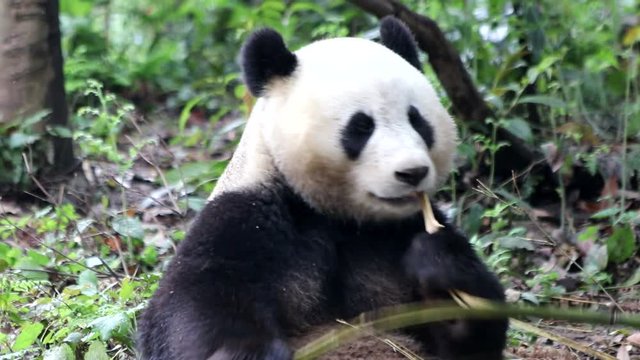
(240, 28, 298, 97)
(379, 16, 421, 70)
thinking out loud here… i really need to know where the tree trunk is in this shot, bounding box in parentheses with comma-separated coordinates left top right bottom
(0, 0, 75, 181)
(45, 0, 75, 173)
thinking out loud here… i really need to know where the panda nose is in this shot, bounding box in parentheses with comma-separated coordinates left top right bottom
(394, 166, 429, 186)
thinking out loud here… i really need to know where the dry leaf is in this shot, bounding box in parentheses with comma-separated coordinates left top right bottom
(628, 332, 640, 348)
(616, 345, 630, 360)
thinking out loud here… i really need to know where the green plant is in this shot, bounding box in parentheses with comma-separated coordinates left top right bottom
(72, 80, 137, 168)
(0, 111, 50, 187)
(0, 202, 162, 358)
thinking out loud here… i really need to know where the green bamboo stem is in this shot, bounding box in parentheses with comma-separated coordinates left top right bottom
(294, 301, 640, 360)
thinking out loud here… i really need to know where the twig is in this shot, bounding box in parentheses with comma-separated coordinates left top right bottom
(98, 256, 121, 280)
(112, 234, 130, 278)
(9, 268, 78, 279)
(511, 318, 616, 360)
(134, 148, 182, 216)
(22, 153, 57, 205)
(334, 319, 423, 360)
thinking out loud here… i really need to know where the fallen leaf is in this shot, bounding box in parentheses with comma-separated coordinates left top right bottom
(616, 344, 630, 360)
(601, 175, 619, 199)
(628, 332, 640, 347)
(0, 199, 21, 215)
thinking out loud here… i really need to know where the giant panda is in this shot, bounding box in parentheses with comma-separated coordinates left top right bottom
(137, 17, 508, 360)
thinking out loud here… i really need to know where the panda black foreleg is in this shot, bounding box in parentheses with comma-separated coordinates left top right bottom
(138, 259, 295, 360)
(137, 192, 305, 360)
(403, 226, 508, 360)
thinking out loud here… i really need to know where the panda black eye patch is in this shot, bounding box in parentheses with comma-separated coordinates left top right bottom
(408, 106, 434, 148)
(341, 112, 375, 160)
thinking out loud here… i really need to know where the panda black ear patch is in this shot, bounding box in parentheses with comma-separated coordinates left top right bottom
(379, 16, 421, 70)
(241, 28, 298, 97)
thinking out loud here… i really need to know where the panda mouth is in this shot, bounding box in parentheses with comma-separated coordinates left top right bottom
(369, 192, 419, 206)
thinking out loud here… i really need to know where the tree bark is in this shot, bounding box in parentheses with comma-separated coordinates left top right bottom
(0, 0, 75, 179)
(0, 0, 51, 122)
(45, 0, 76, 173)
(347, 0, 553, 182)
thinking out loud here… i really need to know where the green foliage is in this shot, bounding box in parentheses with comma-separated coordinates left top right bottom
(606, 225, 637, 264)
(60, 0, 367, 109)
(0, 229, 157, 357)
(0, 111, 50, 187)
(13, 322, 45, 351)
(0, 154, 163, 358)
(72, 80, 139, 168)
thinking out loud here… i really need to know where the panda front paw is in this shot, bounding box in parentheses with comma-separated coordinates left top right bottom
(404, 231, 508, 359)
(403, 231, 493, 299)
(208, 339, 292, 360)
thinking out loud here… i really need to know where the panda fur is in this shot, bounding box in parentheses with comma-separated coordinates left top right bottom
(137, 17, 508, 360)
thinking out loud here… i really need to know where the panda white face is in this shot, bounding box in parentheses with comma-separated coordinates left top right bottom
(257, 37, 457, 221)
(214, 18, 458, 221)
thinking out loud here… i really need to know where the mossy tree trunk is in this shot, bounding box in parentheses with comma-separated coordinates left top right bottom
(0, 0, 75, 184)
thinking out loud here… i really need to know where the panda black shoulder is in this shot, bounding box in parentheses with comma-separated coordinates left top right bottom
(179, 188, 293, 253)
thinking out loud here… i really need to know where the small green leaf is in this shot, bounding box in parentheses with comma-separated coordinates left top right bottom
(90, 313, 129, 341)
(497, 236, 535, 251)
(63, 332, 83, 344)
(112, 216, 144, 239)
(14, 257, 49, 280)
(140, 246, 158, 266)
(47, 125, 73, 138)
(8, 132, 40, 148)
(517, 95, 566, 109)
(623, 267, 640, 287)
(76, 218, 95, 234)
(20, 109, 50, 128)
(483, 202, 514, 218)
(606, 225, 636, 264)
(85, 256, 103, 268)
(163, 160, 225, 185)
(503, 118, 533, 142)
(13, 322, 44, 350)
(78, 269, 99, 295)
(179, 196, 207, 212)
(520, 292, 539, 305)
(27, 249, 50, 266)
(178, 95, 206, 134)
(84, 341, 110, 360)
(584, 244, 608, 272)
(591, 207, 621, 219)
(44, 343, 75, 360)
(119, 277, 134, 301)
(578, 226, 599, 242)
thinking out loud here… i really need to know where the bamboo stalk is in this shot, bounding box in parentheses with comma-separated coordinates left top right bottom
(295, 300, 640, 360)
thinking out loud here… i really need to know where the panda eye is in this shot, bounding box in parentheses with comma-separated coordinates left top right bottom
(350, 113, 375, 134)
(408, 106, 434, 148)
(341, 112, 375, 160)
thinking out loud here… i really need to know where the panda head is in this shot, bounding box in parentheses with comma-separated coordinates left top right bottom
(238, 17, 458, 221)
